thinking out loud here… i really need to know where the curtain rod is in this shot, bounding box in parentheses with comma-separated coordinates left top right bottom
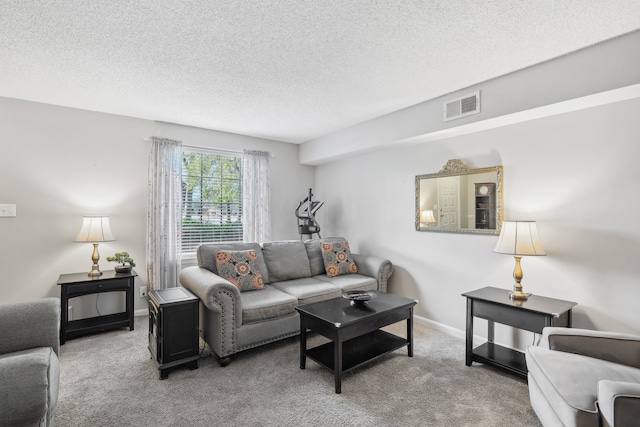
(185, 145, 274, 157)
(183, 144, 244, 155)
(144, 138, 273, 157)
(143, 138, 242, 154)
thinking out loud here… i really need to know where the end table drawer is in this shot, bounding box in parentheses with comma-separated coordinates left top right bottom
(474, 300, 546, 333)
(66, 279, 131, 297)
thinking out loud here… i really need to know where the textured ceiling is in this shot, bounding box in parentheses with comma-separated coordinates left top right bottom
(1, 1, 639, 143)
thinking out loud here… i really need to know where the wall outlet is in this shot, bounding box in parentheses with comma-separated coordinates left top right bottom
(140, 286, 147, 298)
(0, 204, 16, 217)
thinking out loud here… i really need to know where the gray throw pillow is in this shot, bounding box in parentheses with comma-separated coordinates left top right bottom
(304, 239, 325, 276)
(262, 241, 312, 282)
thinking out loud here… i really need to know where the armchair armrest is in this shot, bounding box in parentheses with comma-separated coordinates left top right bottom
(541, 327, 640, 368)
(0, 298, 60, 357)
(598, 380, 640, 427)
(352, 254, 393, 292)
(179, 266, 243, 327)
(0, 346, 60, 426)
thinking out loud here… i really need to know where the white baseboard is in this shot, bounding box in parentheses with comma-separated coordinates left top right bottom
(135, 308, 149, 317)
(414, 314, 488, 346)
(414, 314, 464, 339)
(415, 314, 539, 354)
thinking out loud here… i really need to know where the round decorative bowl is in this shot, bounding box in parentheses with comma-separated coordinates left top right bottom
(342, 290, 377, 307)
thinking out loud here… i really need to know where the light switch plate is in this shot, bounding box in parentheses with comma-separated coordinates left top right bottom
(0, 204, 16, 217)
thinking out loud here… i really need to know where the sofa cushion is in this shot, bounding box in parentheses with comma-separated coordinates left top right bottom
(262, 240, 312, 282)
(304, 239, 325, 276)
(270, 277, 342, 305)
(198, 243, 270, 283)
(526, 346, 640, 427)
(215, 250, 265, 292)
(0, 347, 59, 426)
(315, 273, 377, 291)
(240, 285, 298, 324)
(320, 238, 358, 277)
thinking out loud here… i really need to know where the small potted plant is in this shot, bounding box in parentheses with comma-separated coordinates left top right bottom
(107, 251, 136, 273)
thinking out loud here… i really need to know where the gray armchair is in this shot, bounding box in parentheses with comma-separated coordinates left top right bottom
(526, 327, 640, 427)
(0, 298, 60, 427)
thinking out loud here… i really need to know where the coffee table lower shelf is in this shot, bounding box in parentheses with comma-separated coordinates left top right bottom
(472, 342, 527, 378)
(306, 330, 408, 373)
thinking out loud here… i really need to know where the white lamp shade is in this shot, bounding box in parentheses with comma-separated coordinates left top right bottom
(493, 221, 546, 256)
(421, 209, 436, 223)
(74, 216, 116, 242)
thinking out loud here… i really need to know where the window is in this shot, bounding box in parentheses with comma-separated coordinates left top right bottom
(181, 149, 243, 254)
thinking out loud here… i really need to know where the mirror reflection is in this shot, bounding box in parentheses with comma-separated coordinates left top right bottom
(415, 160, 503, 235)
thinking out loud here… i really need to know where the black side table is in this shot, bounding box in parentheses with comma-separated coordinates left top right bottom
(462, 286, 577, 378)
(148, 287, 200, 379)
(57, 270, 137, 345)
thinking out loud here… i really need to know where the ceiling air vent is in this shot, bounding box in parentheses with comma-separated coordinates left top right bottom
(443, 91, 480, 122)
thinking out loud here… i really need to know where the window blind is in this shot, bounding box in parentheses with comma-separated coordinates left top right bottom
(181, 149, 243, 255)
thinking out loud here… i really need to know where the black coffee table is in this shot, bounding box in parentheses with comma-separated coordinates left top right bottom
(296, 291, 417, 393)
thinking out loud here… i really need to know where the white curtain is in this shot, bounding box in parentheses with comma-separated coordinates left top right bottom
(146, 137, 183, 290)
(243, 150, 271, 243)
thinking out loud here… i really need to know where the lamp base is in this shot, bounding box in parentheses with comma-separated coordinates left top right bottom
(509, 289, 531, 300)
(509, 257, 531, 300)
(88, 267, 103, 277)
(509, 281, 531, 300)
(88, 243, 103, 276)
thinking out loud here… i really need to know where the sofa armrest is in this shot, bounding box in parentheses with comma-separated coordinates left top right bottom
(0, 298, 60, 357)
(352, 254, 393, 293)
(541, 327, 640, 368)
(179, 266, 243, 327)
(598, 380, 640, 427)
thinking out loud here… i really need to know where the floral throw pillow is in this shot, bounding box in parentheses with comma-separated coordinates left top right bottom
(320, 239, 358, 277)
(214, 250, 265, 292)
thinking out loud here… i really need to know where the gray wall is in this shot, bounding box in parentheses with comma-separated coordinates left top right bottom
(0, 97, 314, 317)
(314, 97, 640, 349)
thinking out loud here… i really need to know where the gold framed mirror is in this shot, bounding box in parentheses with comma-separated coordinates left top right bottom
(415, 159, 503, 235)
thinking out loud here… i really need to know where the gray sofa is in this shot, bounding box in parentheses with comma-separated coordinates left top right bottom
(0, 298, 60, 427)
(179, 238, 393, 366)
(526, 327, 640, 427)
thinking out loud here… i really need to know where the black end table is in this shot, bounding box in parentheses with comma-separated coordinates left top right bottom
(462, 286, 577, 377)
(296, 291, 417, 393)
(57, 270, 137, 344)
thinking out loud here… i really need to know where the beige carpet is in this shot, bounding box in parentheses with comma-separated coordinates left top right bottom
(56, 317, 542, 426)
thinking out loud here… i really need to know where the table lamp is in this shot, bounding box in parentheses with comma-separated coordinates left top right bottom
(493, 221, 546, 300)
(74, 216, 116, 276)
(421, 209, 437, 227)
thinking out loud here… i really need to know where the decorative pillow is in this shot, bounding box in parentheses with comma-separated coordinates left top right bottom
(320, 239, 358, 277)
(304, 239, 325, 276)
(197, 243, 270, 283)
(262, 241, 312, 282)
(214, 250, 265, 292)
